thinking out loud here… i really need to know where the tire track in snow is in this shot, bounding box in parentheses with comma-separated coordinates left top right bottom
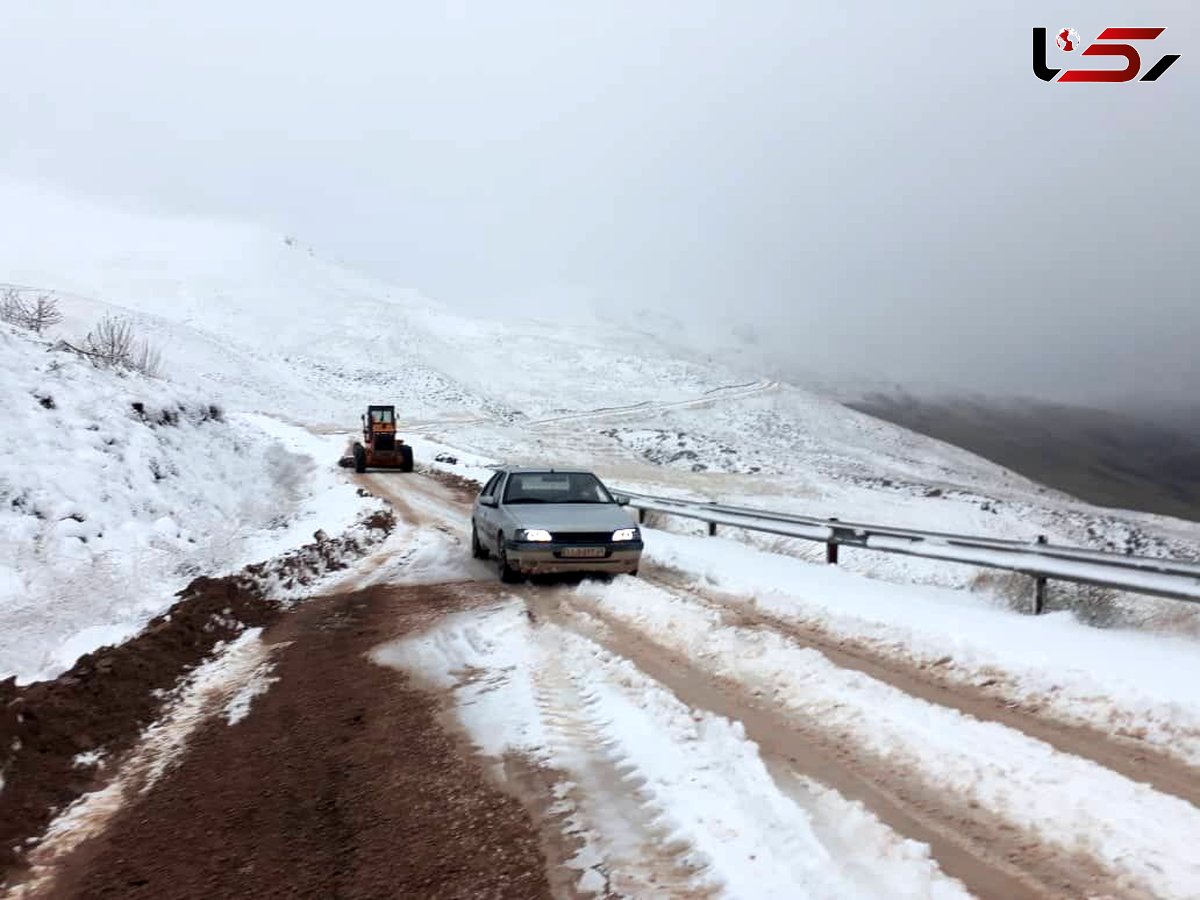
(375, 584, 710, 897)
(525, 597, 969, 900)
(334, 472, 488, 591)
(387, 587, 966, 898)
(643, 566, 1200, 809)
(523, 610, 718, 897)
(553, 590, 1132, 900)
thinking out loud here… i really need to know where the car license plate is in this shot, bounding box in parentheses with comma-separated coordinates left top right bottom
(560, 547, 606, 558)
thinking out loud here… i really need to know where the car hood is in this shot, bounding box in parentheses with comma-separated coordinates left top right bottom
(504, 504, 635, 532)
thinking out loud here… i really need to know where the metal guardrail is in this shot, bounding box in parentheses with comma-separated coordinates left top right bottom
(611, 489, 1200, 611)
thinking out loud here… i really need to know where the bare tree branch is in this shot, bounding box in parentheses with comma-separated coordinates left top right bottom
(84, 315, 136, 366)
(29, 294, 63, 334)
(1, 288, 30, 330)
(131, 335, 163, 378)
(0, 289, 64, 335)
(71, 315, 164, 376)
(6, 294, 165, 377)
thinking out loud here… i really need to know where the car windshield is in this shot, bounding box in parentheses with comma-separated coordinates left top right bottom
(503, 471, 614, 504)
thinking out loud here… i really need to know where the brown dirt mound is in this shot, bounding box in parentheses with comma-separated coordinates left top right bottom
(0, 577, 279, 883)
(420, 466, 483, 505)
(0, 513, 394, 886)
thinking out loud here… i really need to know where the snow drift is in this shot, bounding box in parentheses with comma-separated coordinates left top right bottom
(0, 325, 366, 682)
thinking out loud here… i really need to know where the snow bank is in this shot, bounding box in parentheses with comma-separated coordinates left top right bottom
(644, 528, 1200, 765)
(578, 576, 1200, 898)
(0, 328, 371, 682)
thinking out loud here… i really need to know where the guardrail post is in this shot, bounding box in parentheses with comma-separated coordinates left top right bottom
(827, 518, 839, 565)
(638, 507, 646, 524)
(1033, 535, 1047, 614)
(708, 520, 717, 537)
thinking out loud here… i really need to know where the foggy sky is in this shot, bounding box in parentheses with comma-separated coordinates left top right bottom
(1, 1, 1196, 409)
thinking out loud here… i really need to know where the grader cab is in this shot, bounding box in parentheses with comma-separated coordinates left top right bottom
(353, 405, 414, 473)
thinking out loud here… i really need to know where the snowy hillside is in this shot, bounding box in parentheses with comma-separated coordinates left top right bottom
(0, 325, 373, 682)
(0, 178, 1090, 510)
(0, 179, 730, 426)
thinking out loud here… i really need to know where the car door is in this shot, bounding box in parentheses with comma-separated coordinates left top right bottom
(475, 472, 503, 550)
(485, 472, 510, 552)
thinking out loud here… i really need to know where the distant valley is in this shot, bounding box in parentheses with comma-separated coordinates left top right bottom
(849, 394, 1200, 523)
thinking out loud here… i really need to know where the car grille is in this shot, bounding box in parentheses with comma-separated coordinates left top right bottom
(551, 531, 613, 544)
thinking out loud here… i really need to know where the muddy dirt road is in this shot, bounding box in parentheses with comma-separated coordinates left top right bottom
(12, 584, 549, 900)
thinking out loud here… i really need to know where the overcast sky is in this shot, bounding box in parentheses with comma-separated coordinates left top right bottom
(1, 1, 1196, 409)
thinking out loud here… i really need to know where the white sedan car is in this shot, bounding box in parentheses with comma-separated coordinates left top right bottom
(471, 467, 642, 582)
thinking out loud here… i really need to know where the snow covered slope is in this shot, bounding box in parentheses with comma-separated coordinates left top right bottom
(0, 178, 728, 426)
(0, 178, 1086, 510)
(0, 325, 373, 682)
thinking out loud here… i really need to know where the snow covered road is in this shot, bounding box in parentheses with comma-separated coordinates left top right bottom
(377, 593, 971, 899)
(361, 472, 1200, 899)
(12, 471, 1200, 899)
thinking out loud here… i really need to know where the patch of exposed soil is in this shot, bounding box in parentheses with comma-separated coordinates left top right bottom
(42, 584, 551, 900)
(0, 515, 394, 886)
(0, 576, 279, 884)
(419, 466, 484, 506)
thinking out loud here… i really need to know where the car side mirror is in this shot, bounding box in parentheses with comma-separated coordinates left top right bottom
(480, 496, 498, 508)
(615, 496, 630, 506)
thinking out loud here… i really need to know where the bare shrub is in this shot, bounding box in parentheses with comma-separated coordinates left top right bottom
(639, 509, 672, 531)
(972, 569, 1131, 626)
(84, 315, 136, 365)
(27, 295, 62, 334)
(0, 289, 63, 335)
(0, 287, 25, 328)
(81, 316, 162, 377)
(129, 335, 163, 378)
(757, 534, 824, 562)
(971, 570, 1034, 612)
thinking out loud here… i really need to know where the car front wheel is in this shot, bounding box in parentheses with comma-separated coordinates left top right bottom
(497, 535, 521, 583)
(471, 521, 489, 560)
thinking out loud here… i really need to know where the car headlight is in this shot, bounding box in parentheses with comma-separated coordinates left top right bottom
(517, 528, 553, 542)
(612, 527, 639, 542)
